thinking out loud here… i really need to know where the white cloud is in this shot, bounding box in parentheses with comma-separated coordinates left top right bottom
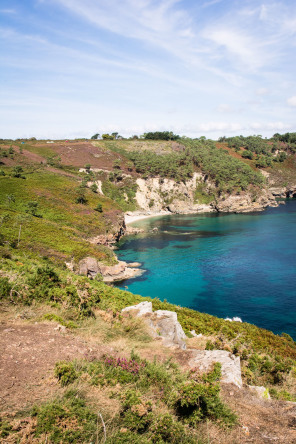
(249, 121, 290, 131)
(287, 96, 296, 106)
(0, 9, 16, 14)
(256, 88, 269, 96)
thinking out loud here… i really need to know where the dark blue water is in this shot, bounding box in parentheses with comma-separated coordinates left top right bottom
(116, 200, 296, 339)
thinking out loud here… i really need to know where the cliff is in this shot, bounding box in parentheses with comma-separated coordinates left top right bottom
(126, 174, 277, 219)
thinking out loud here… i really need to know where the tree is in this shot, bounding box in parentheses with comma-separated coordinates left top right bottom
(102, 133, 115, 140)
(90, 183, 98, 193)
(91, 133, 100, 140)
(113, 159, 121, 169)
(25, 201, 42, 217)
(94, 203, 103, 212)
(12, 166, 25, 179)
(241, 150, 254, 160)
(75, 188, 87, 204)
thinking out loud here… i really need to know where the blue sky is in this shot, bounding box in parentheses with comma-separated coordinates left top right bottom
(1, 0, 296, 139)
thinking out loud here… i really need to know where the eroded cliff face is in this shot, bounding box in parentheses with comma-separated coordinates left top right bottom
(132, 174, 277, 215)
(134, 173, 215, 214)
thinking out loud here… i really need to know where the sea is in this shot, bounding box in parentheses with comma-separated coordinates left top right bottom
(115, 199, 296, 339)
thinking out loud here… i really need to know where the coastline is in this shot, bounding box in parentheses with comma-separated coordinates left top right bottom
(125, 211, 171, 225)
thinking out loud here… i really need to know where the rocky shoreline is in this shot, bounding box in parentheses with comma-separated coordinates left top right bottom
(77, 256, 145, 283)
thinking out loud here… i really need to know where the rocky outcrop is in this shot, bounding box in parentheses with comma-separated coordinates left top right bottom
(188, 350, 243, 388)
(130, 174, 278, 217)
(134, 174, 214, 215)
(122, 303, 243, 386)
(269, 185, 296, 199)
(215, 190, 277, 213)
(122, 302, 187, 349)
(78, 257, 144, 283)
(89, 213, 126, 246)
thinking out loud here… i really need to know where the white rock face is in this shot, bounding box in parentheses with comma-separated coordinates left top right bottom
(122, 301, 152, 317)
(188, 350, 243, 388)
(135, 173, 214, 214)
(122, 302, 187, 349)
(87, 180, 104, 194)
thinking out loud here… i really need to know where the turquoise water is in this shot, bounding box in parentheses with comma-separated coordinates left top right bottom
(115, 200, 296, 339)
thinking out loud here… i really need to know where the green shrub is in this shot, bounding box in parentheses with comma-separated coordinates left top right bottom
(32, 390, 97, 443)
(42, 313, 78, 329)
(0, 277, 12, 299)
(0, 417, 12, 438)
(149, 413, 193, 443)
(175, 363, 237, 426)
(54, 362, 78, 386)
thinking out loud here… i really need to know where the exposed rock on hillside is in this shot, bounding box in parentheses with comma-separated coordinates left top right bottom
(248, 385, 271, 400)
(214, 190, 277, 213)
(269, 185, 296, 199)
(78, 257, 144, 282)
(129, 174, 278, 218)
(122, 302, 244, 387)
(135, 173, 214, 214)
(188, 350, 243, 388)
(122, 301, 187, 349)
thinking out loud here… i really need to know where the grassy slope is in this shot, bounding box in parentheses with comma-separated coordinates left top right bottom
(0, 145, 122, 263)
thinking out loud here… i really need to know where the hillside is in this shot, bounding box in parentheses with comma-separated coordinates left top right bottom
(1, 135, 296, 443)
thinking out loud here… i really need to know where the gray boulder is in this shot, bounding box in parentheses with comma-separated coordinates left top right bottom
(78, 256, 99, 278)
(122, 303, 187, 349)
(188, 350, 242, 388)
(122, 301, 153, 317)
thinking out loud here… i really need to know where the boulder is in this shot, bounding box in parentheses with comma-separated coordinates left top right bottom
(150, 310, 187, 349)
(122, 301, 153, 317)
(78, 256, 99, 278)
(99, 261, 144, 282)
(122, 303, 187, 349)
(188, 350, 243, 388)
(78, 258, 144, 282)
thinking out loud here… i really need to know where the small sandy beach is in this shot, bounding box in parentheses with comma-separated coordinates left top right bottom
(125, 211, 171, 224)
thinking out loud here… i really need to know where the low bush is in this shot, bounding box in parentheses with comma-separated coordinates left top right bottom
(32, 390, 97, 443)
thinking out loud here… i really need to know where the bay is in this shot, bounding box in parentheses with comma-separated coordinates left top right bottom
(115, 199, 296, 339)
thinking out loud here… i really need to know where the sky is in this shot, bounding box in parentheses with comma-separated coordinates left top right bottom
(1, 0, 296, 139)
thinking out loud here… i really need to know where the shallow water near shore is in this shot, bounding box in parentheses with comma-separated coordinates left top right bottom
(115, 200, 296, 339)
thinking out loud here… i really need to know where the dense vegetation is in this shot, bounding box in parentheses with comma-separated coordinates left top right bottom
(127, 138, 264, 193)
(143, 131, 181, 141)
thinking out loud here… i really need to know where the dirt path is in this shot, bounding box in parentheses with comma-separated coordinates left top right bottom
(0, 322, 111, 413)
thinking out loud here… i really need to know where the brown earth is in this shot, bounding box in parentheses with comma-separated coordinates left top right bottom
(0, 321, 111, 413)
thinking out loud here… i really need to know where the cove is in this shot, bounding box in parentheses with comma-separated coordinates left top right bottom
(115, 200, 296, 339)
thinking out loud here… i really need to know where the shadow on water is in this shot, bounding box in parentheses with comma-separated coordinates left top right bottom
(117, 230, 235, 252)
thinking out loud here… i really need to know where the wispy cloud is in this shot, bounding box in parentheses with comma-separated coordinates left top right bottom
(1, 0, 296, 139)
(0, 9, 17, 14)
(287, 96, 296, 106)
